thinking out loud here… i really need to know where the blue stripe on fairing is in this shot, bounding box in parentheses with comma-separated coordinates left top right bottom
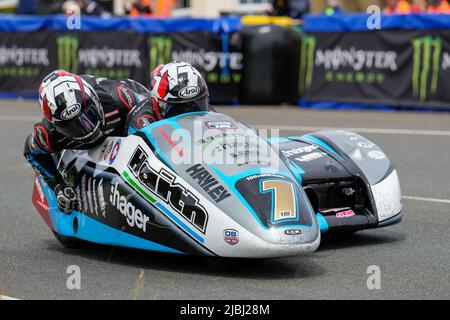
(300, 135, 341, 158)
(156, 203, 204, 244)
(266, 137, 291, 144)
(287, 161, 305, 184)
(40, 180, 183, 254)
(30, 157, 55, 178)
(316, 213, 329, 233)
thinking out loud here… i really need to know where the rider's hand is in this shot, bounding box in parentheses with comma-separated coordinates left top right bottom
(54, 184, 78, 214)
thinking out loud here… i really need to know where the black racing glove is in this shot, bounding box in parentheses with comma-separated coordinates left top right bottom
(54, 184, 79, 214)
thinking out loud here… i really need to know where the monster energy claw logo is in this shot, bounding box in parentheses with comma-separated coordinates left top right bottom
(148, 36, 172, 73)
(299, 35, 316, 95)
(411, 35, 442, 102)
(57, 36, 79, 73)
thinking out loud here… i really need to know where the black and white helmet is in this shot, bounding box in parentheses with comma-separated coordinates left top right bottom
(150, 62, 209, 119)
(39, 70, 105, 144)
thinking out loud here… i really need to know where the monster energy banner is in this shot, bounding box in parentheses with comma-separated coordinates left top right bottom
(300, 30, 450, 109)
(0, 31, 57, 94)
(56, 31, 148, 84)
(0, 30, 241, 103)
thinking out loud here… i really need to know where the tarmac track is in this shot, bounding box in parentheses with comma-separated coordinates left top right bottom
(0, 101, 449, 300)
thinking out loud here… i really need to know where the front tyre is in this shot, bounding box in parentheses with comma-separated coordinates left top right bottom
(52, 231, 82, 249)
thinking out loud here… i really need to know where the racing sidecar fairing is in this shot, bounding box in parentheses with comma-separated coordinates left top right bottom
(31, 111, 401, 259)
(32, 112, 321, 258)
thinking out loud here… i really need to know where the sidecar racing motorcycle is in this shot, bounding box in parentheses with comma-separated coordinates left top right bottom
(31, 112, 402, 258)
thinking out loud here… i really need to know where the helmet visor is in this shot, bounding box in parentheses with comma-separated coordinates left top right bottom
(55, 102, 103, 143)
(164, 96, 209, 118)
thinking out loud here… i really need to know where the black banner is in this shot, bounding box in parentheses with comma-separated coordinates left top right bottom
(0, 31, 57, 95)
(300, 30, 450, 109)
(0, 30, 242, 104)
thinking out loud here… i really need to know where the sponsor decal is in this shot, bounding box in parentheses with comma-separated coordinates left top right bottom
(80, 175, 88, 213)
(205, 121, 236, 130)
(35, 177, 45, 202)
(300, 35, 397, 94)
(336, 209, 356, 218)
(97, 178, 106, 217)
(57, 35, 79, 73)
(128, 146, 209, 233)
(282, 145, 319, 157)
(295, 151, 327, 163)
(60, 103, 81, 120)
(109, 183, 150, 232)
(178, 86, 200, 99)
(358, 141, 375, 149)
(320, 207, 355, 218)
(148, 36, 172, 73)
(223, 229, 239, 245)
(411, 36, 442, 102)
(285, 229, 302, 235)
(108, 139, 121, 165)
(197, 133, 241, 145)
(368, 150, 386, 160)
(100, 140, 114, 161)
(245, 173, 285, 181)
(92, 178, 98, 215)
(185, 164, 231, 203)
(87, 177, 94, 213)
(0, 46, 50, 67)
(57, 35, 141, 78)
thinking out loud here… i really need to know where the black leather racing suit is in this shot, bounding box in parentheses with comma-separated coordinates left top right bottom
(24, 76, 150, 191)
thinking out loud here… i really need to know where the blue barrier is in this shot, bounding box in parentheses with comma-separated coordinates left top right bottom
(0, 14, 242, 33)
(304, 13, 450, 32)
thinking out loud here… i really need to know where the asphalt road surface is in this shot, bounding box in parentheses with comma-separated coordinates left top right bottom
(0, 101, 449, 300)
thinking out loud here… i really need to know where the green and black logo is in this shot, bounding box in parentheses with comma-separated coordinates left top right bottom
(148, 36, 172, 73)
(299, 35, 317, 95)
(57, 35, 79, 73)
(411, 35, 442, 102)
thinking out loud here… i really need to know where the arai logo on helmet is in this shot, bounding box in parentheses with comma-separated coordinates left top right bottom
(61, 103, 81, 120)
(179, 86, 200, 99)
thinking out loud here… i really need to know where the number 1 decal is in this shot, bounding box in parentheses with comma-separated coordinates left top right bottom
(261, 180, 298, 223)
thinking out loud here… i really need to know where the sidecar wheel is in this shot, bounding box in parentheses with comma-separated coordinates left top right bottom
(52, 231, 82, 249)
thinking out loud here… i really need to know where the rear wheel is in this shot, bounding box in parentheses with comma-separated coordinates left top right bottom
(52, 231, 82, 249)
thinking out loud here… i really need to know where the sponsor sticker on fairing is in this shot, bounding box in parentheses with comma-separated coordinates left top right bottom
(368, 150, 386, 160)
(108, 139, 121, 165)
(223, 229, 239, 245)
(205, 121, 236, 130)
(109, 182, 150, 232)
(295, 151, 327, 162)
(35, 177, 45, 202)
(336, 209, 356, 218)
(285, 229, 302, 235)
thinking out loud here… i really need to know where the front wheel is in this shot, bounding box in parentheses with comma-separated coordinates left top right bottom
(52, 231, 82, 249)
